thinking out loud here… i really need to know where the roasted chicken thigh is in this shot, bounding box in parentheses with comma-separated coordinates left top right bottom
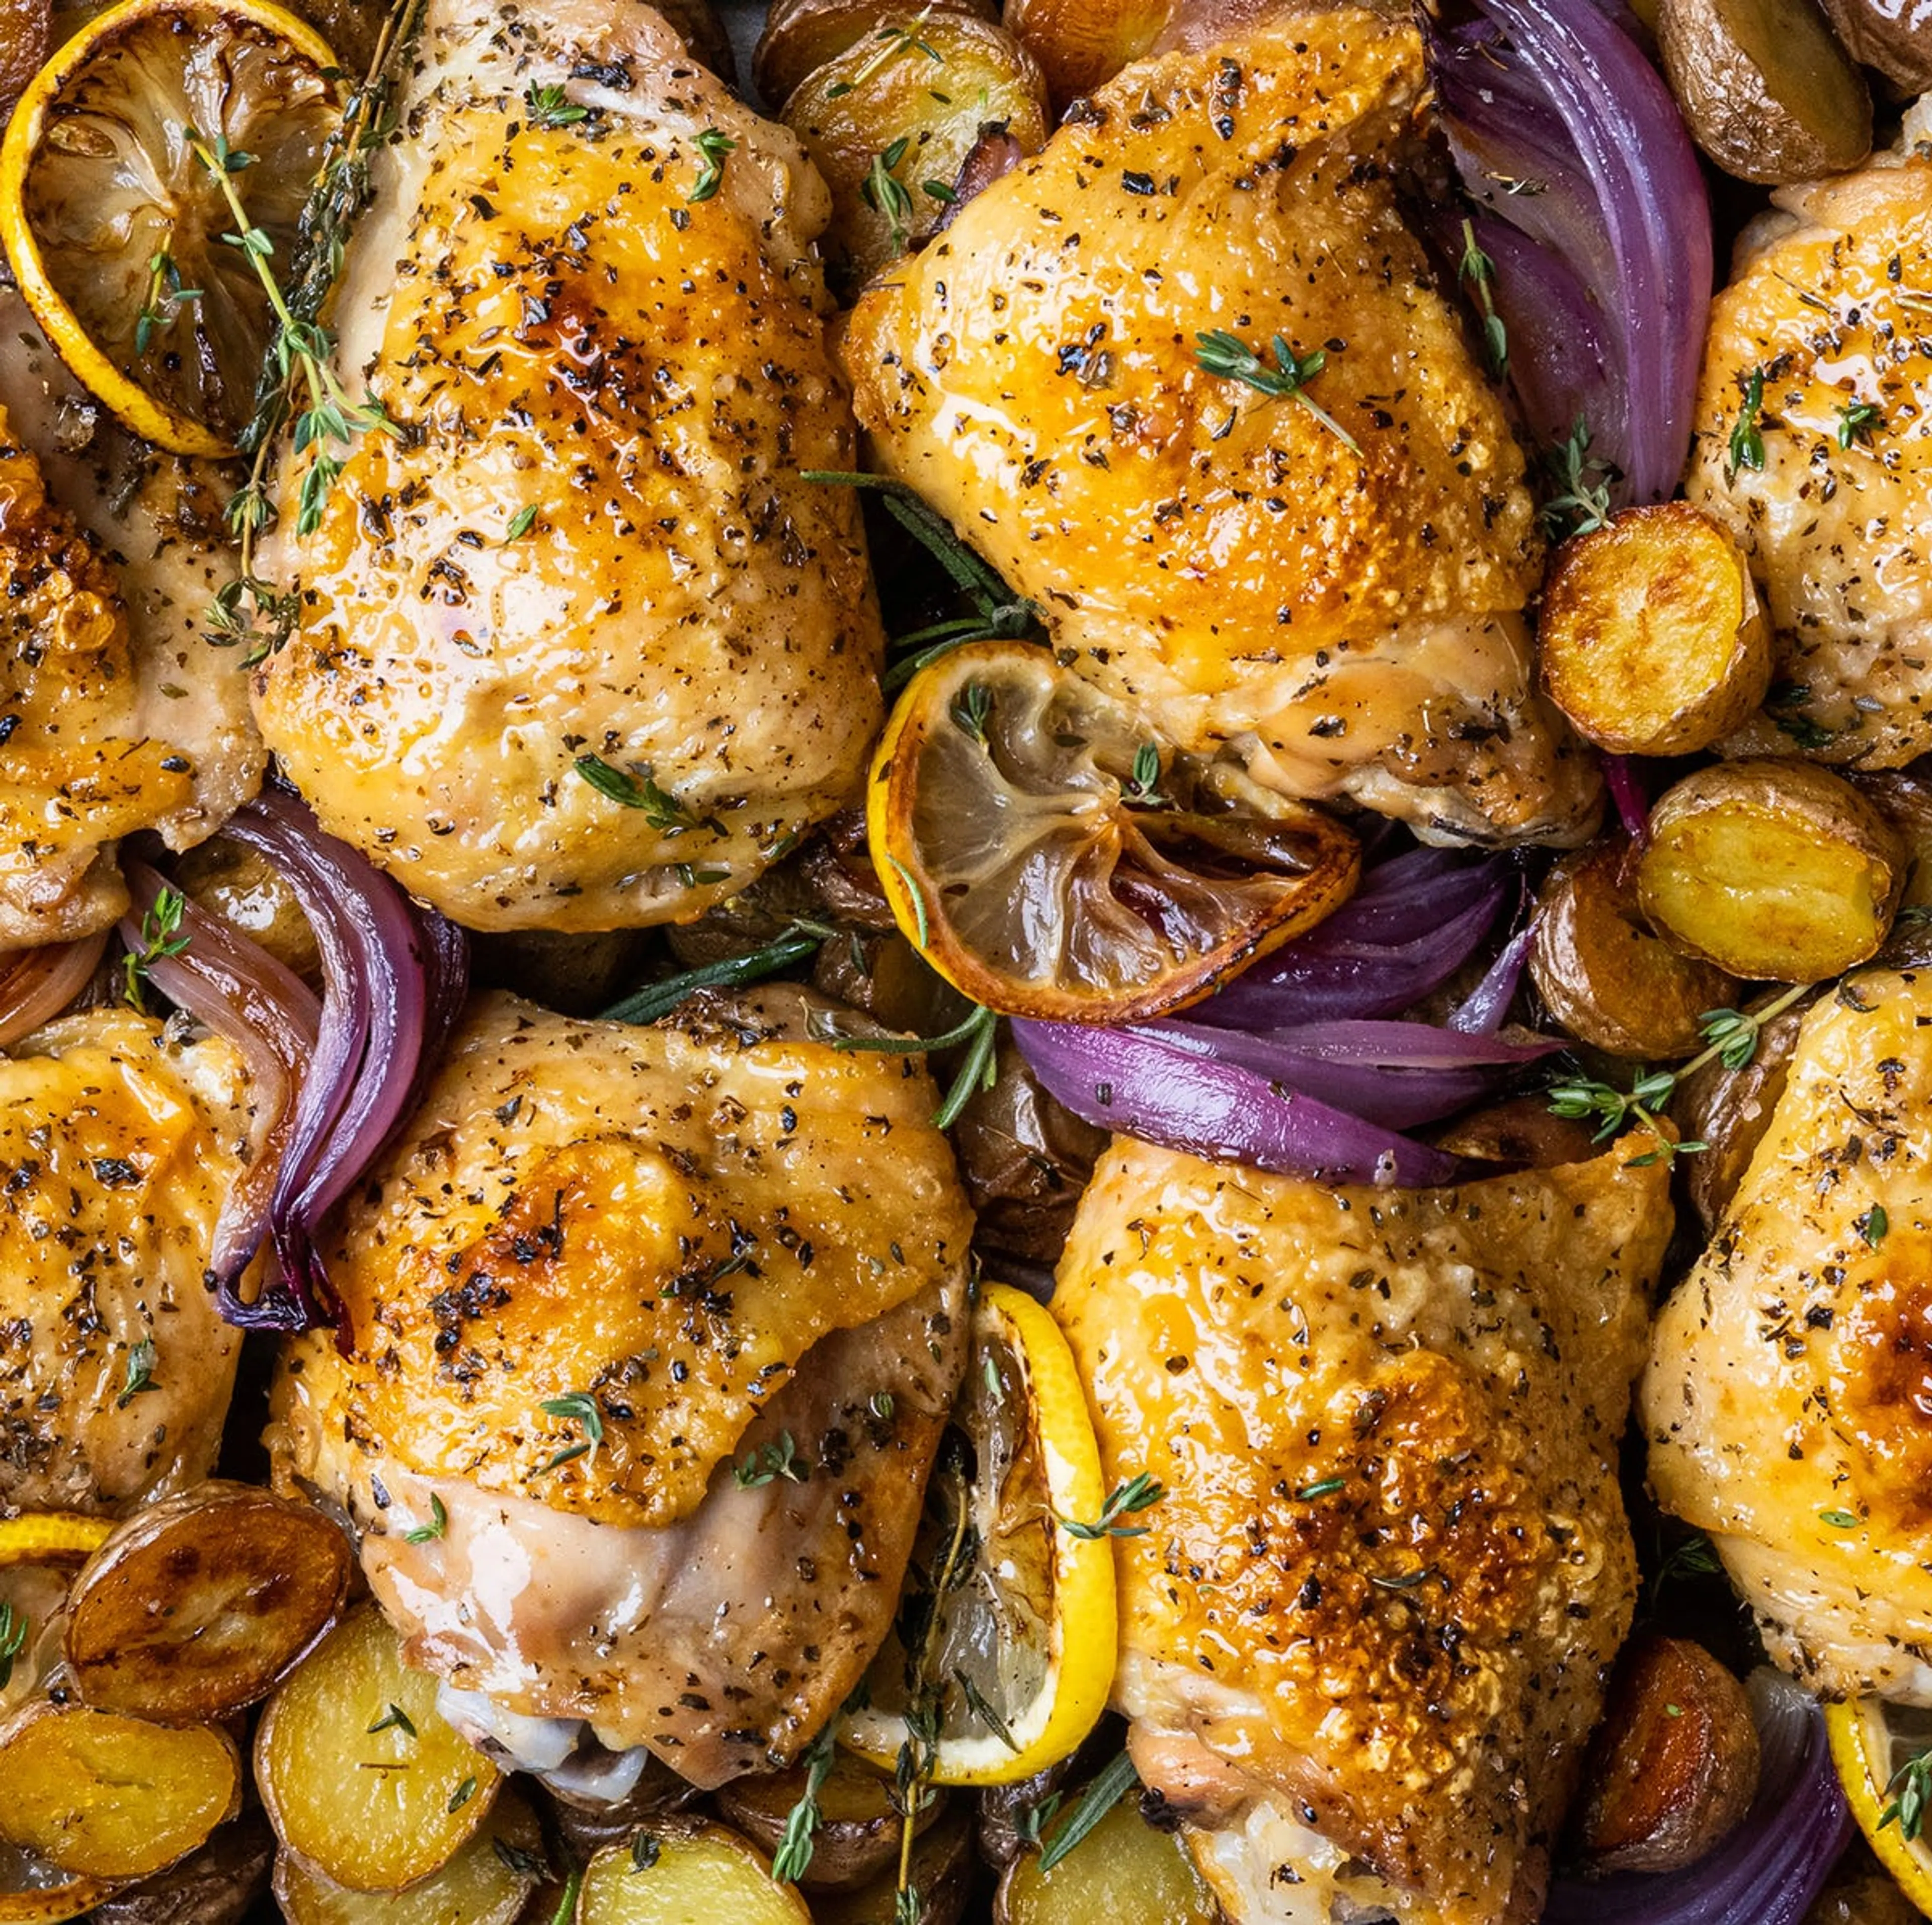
(0, 1010, 250, 1514)
(253, 0, 885, 932)
(1054, 1133, 1674, 1924)
(271, 987, 973, 1783)
(841, 9, 1598, 848)
(1644, 969, 1932, 1703)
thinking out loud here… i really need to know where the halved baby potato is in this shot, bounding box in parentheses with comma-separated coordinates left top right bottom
(576, 1825, 811, 1925)
(753, 0, 996, 108)
(996, 1793, 1219, 1925)
(1636, 760, 1905, 982)
(0, 1704, 239, 1883)
(1003, 0, 1173, 108)
(273, 1792, 546, 1925)
(1539, 505, 1771, 758)
(781, 14, 1049, 287)
(255, 1605, 501, 1893)
(65, 1482, 352, 1725)
(812, 1802, 976, 1925)
(716, 1755, 915, 1892)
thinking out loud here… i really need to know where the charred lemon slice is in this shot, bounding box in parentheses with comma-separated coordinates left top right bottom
(1827, 1697, 1932, 1914)
(868, 643, 1358, 1023)
(842, 1281, 1115, 1788)
(0, 0, 343, 456)
(0, 1515, 112, 1568)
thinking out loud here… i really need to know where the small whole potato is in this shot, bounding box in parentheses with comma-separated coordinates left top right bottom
(1657, 0, 1873, 184)
(1531, 841, 1740, 1059)
(1570, 1634, 1760, 1876)
(1539, 505, 1772, 758)
(1636, 759, 1905, 982)
(1004, 0, 1172, 106)
(1815, 0, 1932, 91)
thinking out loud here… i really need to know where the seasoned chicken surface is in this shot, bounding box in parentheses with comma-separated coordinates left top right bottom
(254, 0, 885, 932)
(840, 10, 1598, 848)
(1684, 124, 1932, 767)
(0, 289, 261, 951)
(1643, 969, 1932, 1703)
(271, 987, 973, 1780)
(1055, 1134, 1674, 1924)
(0, 1010, 250, 1514)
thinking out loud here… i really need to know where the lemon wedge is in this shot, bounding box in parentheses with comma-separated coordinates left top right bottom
(1826, 1696, 1932, 1915)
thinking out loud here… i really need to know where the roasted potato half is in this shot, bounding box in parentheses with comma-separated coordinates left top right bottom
(575, 1825, 811, 1925)
(1540, 505, 1772, 758)
(1657, 0, 1872, 183)
(752, 0, 995, 108)
(1531, 842, 1739, 1060)
(255, 1605, 502, 1893)
(65, 1481, 352, 1725)
(1570, 1635, 1760, 1876)
(0, 1704, 239, 1882)
(716, 1754, 919, 1891)
(89, 1808, 276, 1925)
(1636, 760, 1905, 982)
(1433, 1094, 1605, 1171)
(1816, 0, 1932, 90)
(1003, 0, 1172, 109)
(781, 14, 1049, 289)
(997, 1796, 1220, 1925)
(274, 1792, 546, 1925)
(812, 1802, 975, 1925)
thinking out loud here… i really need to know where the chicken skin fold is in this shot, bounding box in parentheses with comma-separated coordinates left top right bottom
(254, 0, 885, 931)
(1645, 968, 1932, 1704)
(1054, 1133, 1674, 1924)
(841, 9, 1599, 849)
(271, 987, 974, 1783)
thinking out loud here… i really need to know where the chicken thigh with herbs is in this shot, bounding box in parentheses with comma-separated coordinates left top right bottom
(841, 8, 1599, 849)
(1644, 969, 1932, 1704)
(1054, 1133, 1674, 1924)
(1684, 112, 1932, 767)
(270, 986, 973, 1784)
(0, 1009, 251, 1514)
(253, 0, 884, 932)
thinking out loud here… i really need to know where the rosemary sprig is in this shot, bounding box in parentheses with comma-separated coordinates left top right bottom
(600, 926, 828, 1026)
(123, 885, 191, 1008)
(1540, 416, 1617, 539)
(572, 755, 717, 835)
(1546, 983, 1813, 1159)
(1193, 329, 1362, 455)
(1726, 366, 1766, 481)
(1035, 1751, 1140, 1873)
(826, 1002, 999, 1130)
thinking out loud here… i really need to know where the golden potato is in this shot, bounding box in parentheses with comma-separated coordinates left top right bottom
(0, 1705, 239, 1883)
(1539, 505, 1772, 757)
(254, 1605, 501, 1894)
(1657, 0, 1872, 184)
(273, 1793, 545, 1925)
(1003, 0, 1171, 109)
(781, 14, 1049, 290)
(996, 1795, 1219, 1925)
(715, 1754, 922, 1892)
(752, 0, 995, 108)
(1637, 759, 1905, 982)
(1432, 1094, 1606, 1172)
(89, 1811, 276, 1925)
(575, 1825, 811, 1925)
(65, 1482, 351, 1725)
(1531, 841, 1739, 1059)
(172, 836, 323, 985)
(1570, 1635, 1760, 1876)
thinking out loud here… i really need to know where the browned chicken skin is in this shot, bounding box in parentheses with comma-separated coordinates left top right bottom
(271, 987, 974, 1781)
(254, 0, 886, 932)
(1054, 1134, 1674, 1923)
(841, 10, 1599, 849)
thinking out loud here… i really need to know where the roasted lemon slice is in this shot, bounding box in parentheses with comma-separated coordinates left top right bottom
(842, 1281, 1116, 1787)
(1826, 1697, 1932, 1914)
(0, 0, 343, 456)
(867, 643, 1358, 1023)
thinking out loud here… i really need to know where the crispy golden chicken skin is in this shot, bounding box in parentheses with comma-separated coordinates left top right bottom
(841, 10, 1599, 849)
(254, 0, 885, 932)
(1685, 126, 1932, 768)
(0, 1010, 250, 1514)
(0, 410, 203, 948)
(272, 987, 974, 1781)
(1055, 1134, 1673, 1925)
(1644, 969, 1932, 1703)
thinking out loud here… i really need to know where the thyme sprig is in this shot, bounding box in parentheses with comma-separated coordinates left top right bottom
(0, 1604, 27, 1692)
(862, 137, 917, 255)
(1546, 984, 1813, 1160)
(1540, 416, 1617, 538)
(123, 886, 190, 1009)
(1059, 1471, 1165, 1541)
(1193, 329, 1362, 455)
(1458, 219, 1508, 376)
(1727, 366, 1767, 480)
(1882, 1747, 1932, 1842)
(770, 1723, 838, 1884)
